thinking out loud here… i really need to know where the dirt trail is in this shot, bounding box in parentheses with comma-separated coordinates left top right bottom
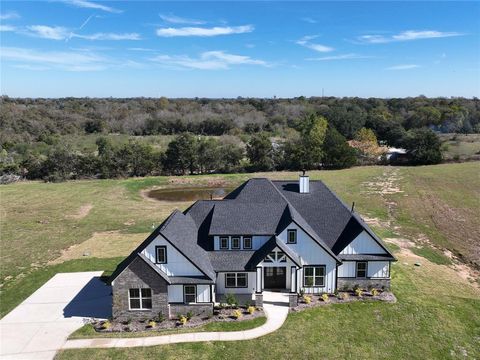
(66, 204, 93, 220)
(361, 167, 480, 290)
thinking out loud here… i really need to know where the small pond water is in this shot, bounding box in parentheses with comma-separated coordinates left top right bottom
(147, 187, 235, 202)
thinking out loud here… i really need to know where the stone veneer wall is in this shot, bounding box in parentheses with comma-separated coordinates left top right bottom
(255, 293, 263, 307)
(169, 304, 213, 318)
(112, 257, 169, 321)
(337, 278, 390, 291)
(288, 293, 298, 307)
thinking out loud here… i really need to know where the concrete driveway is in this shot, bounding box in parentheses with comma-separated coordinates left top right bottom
(0, 272, 111, 360)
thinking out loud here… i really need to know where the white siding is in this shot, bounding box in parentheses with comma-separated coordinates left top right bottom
(340, 231, 386, 255)
(338, 261, 356, 277)
(197, 285, 211, 303)
(168, 285, 183, 303)
(368, 261, 390, 278)
(142, 235, 202, 276)
(213, 235, 270, 250)
(215, 272, 256, 294)
(278, 222, 337, 293)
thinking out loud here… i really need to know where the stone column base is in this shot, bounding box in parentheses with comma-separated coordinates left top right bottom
(255, 293, 263, 307)
(288, 293, 298, 307)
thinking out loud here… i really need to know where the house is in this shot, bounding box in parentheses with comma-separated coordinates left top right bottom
(110, 175, 396, 320)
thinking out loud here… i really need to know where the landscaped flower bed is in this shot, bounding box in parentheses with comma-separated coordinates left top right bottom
(91, 305, 265, 334)
(292, 289, 396, 312)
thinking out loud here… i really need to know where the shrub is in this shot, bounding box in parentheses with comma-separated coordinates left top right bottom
(179, 315, 188, 325)
(371, 288, 379, 296)
(186, 311, 194, 320)
(303, 295, 312, 304)
(232, 309, 242, 319)
(101, 320, 111, 330)
(355, 288, 363, 297)
(225, 293, 238, 307)
(247, 306, 255, 315)
(147, 320, 156, 328)
(321, 293, 329, 302)
(157, 313, 165, 322)
(299, 289, 305, 297)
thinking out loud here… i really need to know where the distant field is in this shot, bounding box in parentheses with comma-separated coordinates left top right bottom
(1, 163, 479, 358)
(439, 133, 480, 161)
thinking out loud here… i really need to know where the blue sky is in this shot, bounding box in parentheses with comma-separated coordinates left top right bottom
(0, 1, 479, 98)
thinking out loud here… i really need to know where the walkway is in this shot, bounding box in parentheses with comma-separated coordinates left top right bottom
(62, 291, 289, 350)
(0, 272, 111, 360)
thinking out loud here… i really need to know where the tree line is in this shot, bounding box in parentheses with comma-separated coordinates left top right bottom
(1, 113, 442, 182)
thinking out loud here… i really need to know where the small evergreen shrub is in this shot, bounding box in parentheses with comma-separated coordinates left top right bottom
(186, 311, 194, 320)
(157, 313, 165, 322)
(225, 293, 238, 307)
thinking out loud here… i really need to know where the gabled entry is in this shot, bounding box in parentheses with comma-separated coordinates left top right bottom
(264, 267, 286, 290)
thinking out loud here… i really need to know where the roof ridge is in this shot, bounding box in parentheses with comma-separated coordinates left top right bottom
(160, 209, 182, 231)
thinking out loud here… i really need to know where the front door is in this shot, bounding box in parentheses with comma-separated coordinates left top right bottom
(264, 267, 286, 290)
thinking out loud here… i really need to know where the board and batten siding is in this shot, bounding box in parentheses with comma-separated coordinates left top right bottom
(215, 272, 256, 294)
(338, 261, 390, 278)
(278, 222, 337, 294)
(142, 235, 202, 276)
(213, 235, 270, 250)
(168, 284, 211, 303)
(340, 231, 386, 255)
(367, 261, 390, 278)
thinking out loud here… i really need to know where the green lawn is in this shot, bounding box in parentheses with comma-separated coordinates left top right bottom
(69, 316, 267, 339)
(1, 163, 479, 358)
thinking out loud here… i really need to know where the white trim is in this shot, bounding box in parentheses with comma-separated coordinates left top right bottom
(128, 288, 152, 310)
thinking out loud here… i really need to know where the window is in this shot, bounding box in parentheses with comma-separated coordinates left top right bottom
(220, 237, 229, 250)
(129, 288, 152, 310)
(155, 246, 167, 264)
(231, 237, 240, 249)
(287, 229, 297, 244)
(184, 285, 196, 303)
(303, 266, 325, 287)
(356, 262, 367, 278)
(225, 273, 248, 288)
(243, 237, 252, 249)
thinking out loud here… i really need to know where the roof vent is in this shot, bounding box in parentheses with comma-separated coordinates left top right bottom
(299, 171, 309, 194)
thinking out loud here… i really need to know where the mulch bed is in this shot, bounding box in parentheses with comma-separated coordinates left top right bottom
(291, 291, 397, 312)
(93, 306, 265, 334)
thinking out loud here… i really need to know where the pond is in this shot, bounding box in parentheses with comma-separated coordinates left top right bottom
(146, 187, 235, 202)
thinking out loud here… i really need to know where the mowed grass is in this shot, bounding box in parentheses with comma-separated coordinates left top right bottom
(57, 264, 480, 359)
(69, 316, 267, 339)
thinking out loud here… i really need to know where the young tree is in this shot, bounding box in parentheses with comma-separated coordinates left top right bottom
(246, 132, 274, 171)
(323, 126, 357, 169)
(197, 137, 221, 174)
(404, 128, 442, 165)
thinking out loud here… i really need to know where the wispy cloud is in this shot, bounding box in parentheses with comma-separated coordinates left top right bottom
(306, 53, 372, 61)
(0, 46, 108, 71)
(159, 13, 205, 25)
(73, 32, 141, 40)
(358, 30, 463, 44)
(296, 35, 334, 52)
(0, 11, 20, 20)
(64, 0, 122, 13)
(386, 64, 420, 70)
(301, 17, 317, 24)
(151, 50, 269, 70)
(156, 25, 253, 37)
(26, 25, 70, 40)
(128, 47, 155, 52)
(0, 25, 16, 32)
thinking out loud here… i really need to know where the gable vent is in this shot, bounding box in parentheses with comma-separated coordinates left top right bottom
(299, 172, 309, 193)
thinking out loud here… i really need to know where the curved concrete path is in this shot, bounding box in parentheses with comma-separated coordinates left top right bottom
(62, 291, 289, 350)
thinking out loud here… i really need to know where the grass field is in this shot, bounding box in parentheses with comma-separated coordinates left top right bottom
(1, 163, 479, 358)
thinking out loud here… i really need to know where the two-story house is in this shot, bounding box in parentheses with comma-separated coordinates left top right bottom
(110, 175, 395, 320)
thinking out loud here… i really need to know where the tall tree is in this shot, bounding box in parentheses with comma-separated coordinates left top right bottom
(246, 132, 274, 171)
(323, 126, 357, 169)
(163, 133, 198, 175)
(405, 128, 442, 165)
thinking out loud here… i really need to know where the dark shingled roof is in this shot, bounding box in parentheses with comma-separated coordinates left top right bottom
(113, 177, 395, 283)
(339, 254, 395, 261)
(169, 276, 214, 284)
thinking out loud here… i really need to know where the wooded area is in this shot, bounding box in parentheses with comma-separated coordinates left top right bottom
(0, 96, 478, 181)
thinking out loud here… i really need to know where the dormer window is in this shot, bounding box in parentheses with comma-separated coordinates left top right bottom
(231, 237, 240, 249)
(243, 237, 252, 249)
(155, 246, 167, 264)
(220, 237, 229, 250)
(287, 229, 297, 244)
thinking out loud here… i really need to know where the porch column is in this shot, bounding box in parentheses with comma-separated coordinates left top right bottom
(256, 266, 262, 293)
(290, 266, 296, 293)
